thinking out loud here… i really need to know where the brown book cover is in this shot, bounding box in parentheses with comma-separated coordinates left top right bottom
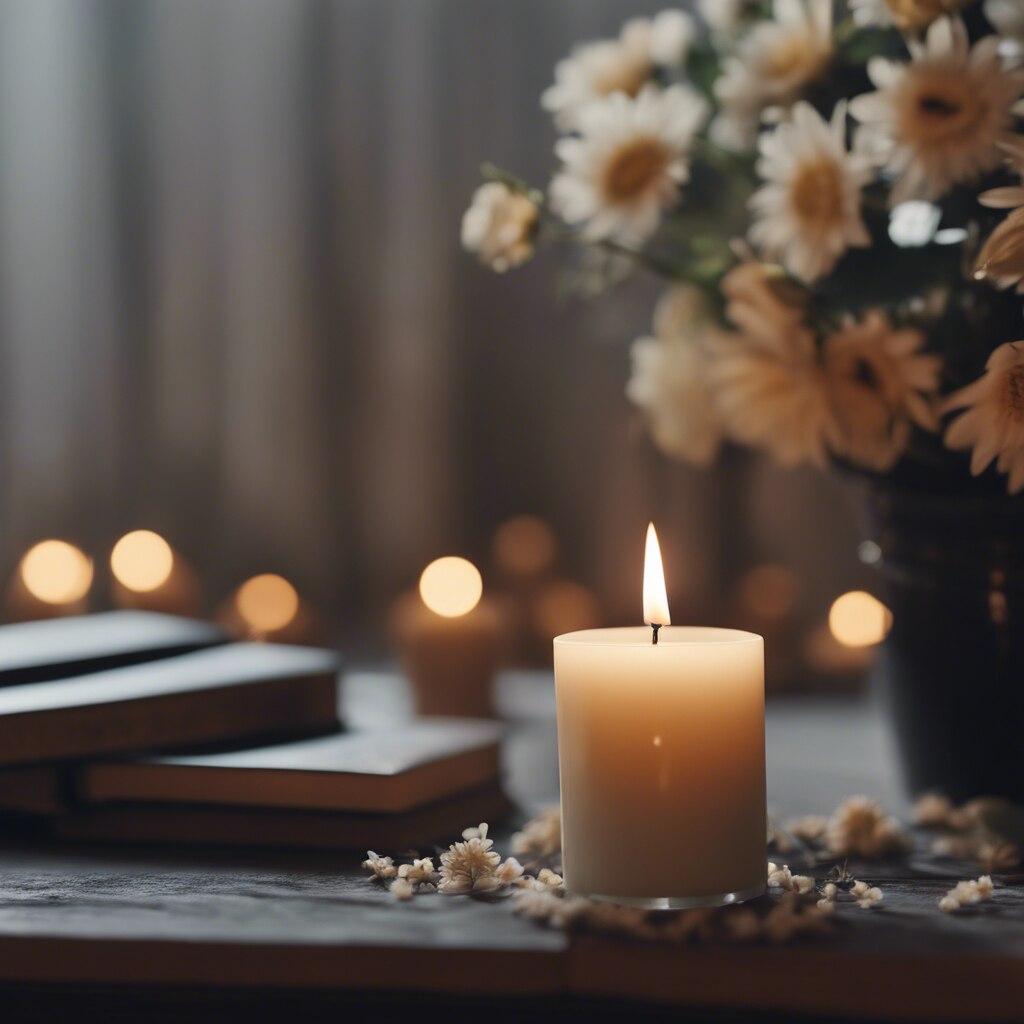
(0, 643, 339, 768)
(54, 782, 512, 852)
(80, 718, 503, 814)
(0, 611, 225, 685)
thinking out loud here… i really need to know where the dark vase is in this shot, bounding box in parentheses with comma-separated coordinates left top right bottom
(865, 482, 1024, 804)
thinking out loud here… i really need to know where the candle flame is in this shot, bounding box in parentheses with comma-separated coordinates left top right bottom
(643, 523, 670, 627)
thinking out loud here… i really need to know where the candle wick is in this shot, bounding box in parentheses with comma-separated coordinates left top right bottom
(651, 623, 661, 646)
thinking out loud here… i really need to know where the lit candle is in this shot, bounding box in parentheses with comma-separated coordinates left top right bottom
(390, 557, 503, 717)
(554, 524, 766, 908)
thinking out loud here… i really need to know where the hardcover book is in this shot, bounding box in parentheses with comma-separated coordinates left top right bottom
(0, 611, 224, 686)
(80, 718, 503, 814)
(0, 643, 340, 767)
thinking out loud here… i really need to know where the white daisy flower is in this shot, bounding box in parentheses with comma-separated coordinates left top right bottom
(549, 84, 708, 246)
(749, 101, 873, 283)
(849, 0, 970, 32)
(542, 11, 696, 131)
(944, 342, 1024, 494)
(461, 182, 539, 273)
(823, 310, 942, 472)
(711, 0, 833, 152)
(975, 137, 1024, 292)
(850, 18, 1024, 204)
(711, 264, 837, 468)
(626, 285, 725, 466)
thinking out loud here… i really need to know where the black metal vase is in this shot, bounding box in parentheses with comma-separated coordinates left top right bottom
(865, 482, 1024, 804)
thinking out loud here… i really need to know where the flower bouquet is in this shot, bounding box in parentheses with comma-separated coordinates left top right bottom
(462, 1, 1024, 802)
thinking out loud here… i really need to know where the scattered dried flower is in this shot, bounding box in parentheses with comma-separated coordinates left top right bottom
(940, 876, 996, 912)
(397, 857, 439, 886)
(511, 806, 562, 859)
(362, 850, 398, 882)
(390, 877, 415, 901)
(826, 796, 910, 858)
(790, 875, 816, 896)
(851, 880, 884, 908)
(536, 868, 565, 891)
(439, 823, 502, 894)
(496, 857, 525, 886)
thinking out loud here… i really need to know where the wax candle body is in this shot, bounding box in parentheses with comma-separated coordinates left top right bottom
(554, 626, 765, 906)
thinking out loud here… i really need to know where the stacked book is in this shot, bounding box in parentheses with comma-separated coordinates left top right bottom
(0, 612, 508, 850)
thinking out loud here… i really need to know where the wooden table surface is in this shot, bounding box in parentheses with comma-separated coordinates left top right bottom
(0, 671, 1022, 1023)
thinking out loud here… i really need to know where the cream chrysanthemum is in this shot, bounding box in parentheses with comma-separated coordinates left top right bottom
(461, 182, 539, 273)
(627, 285, 725, 466)
(550, 85, 708, 246)
(944, 342, 1024, 494)
(849, 0, 970, 31)
(711, 264, 836, 468)
(850, 18, 1024, 204)
(542, 11, 696, 131)
(711, 0, 833, 152)
(823, 310, 942, 472)
(975, 137, 1024, 293)
(749, 102, 873, 283)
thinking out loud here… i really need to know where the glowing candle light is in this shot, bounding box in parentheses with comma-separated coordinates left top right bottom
(392, 556, 502, 718)
(419, 557, 482, 618)
(829, 590, 892, 648)
(236, 574, 300, 635)
(19, 540, 93, 606)
(110, 531, 174, 593)
(553, 523, 766, 908)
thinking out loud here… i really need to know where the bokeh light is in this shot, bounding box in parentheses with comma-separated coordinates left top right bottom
(419, 557, 482, 618)
(20, 540, 93, 605)
(828, 590, 892, 648)
(236, 573, 299, 633)
(492, 515, 557, 579)
(110, 530, 174, 593)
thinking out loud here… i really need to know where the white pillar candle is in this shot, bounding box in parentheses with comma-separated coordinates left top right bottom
(553, 526, 766, 908)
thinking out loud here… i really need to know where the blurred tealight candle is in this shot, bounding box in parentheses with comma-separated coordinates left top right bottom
(110, 530, 200, 616)
(391, 556, 503, 718)
(6, 539, 94, 620)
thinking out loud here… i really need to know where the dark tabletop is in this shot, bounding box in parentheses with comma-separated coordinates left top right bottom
(0, 671, 1021, 1023)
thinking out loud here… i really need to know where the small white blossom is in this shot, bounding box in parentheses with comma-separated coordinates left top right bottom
(362, 850, 397, 881)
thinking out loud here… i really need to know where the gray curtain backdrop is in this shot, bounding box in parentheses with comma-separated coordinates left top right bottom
(0, 0, 861, 643)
